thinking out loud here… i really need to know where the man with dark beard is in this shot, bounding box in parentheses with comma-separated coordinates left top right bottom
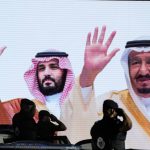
(37, 60, 67, 96)
(0, 50, 75, 118)
(23, 50, 74, 119)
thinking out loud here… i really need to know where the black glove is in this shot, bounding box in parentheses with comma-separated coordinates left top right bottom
(50, 114, 58, 121)
(115, 108, 124, 116)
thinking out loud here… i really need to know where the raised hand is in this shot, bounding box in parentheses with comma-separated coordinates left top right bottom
(50, 114, 58, 121)
(80, 26, 120, 87)
(0, 46, 6, 56)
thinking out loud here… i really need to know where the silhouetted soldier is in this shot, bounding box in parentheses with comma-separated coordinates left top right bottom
(12, 98, 37, 140)
(91, 99, 132, 150)
(37, 110, 66, 141)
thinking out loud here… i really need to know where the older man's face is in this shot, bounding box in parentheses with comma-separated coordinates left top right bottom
(129, 51, 150, 98)
(37, 59, 66, 95)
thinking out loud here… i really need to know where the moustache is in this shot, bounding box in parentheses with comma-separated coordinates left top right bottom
(42, 76, 55, 84)
(135, 74, 150, 81)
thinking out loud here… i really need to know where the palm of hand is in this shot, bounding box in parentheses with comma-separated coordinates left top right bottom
(84, 26, 120, 74)
(85, 44, 110, 73)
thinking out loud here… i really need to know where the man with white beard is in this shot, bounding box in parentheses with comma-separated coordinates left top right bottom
(64, 37, 150, 149)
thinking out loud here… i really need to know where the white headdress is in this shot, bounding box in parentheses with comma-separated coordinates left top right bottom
(121, 37, 150, 121)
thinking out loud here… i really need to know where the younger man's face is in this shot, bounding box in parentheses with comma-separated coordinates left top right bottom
(37, 58, 66, 96)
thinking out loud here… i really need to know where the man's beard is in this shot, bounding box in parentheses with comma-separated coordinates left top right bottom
(135, 74, 150, 94)
(38, 71, 67, 96)
(137, 88, 150, 94)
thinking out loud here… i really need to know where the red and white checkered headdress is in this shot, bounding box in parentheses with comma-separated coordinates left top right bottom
(24, 49, 74, 105)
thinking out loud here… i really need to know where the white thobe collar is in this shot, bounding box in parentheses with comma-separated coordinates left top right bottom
(45, 93, 62, 119)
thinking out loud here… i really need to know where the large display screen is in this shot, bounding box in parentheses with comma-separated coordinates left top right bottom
(0, 1, 150, 149)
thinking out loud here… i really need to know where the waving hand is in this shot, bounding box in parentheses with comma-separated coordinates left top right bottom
(80, 26, 120, 87)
